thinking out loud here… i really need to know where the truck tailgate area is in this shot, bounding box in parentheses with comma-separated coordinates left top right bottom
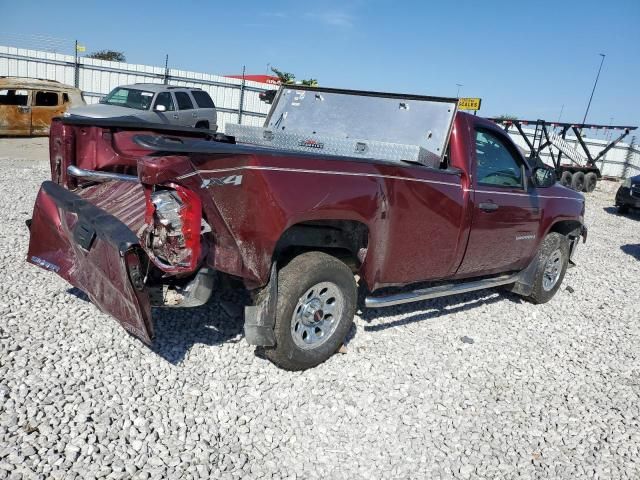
(27, 181, 154, 343)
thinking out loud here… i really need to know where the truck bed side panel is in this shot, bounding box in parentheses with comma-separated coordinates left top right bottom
(154, 153, 468, 291)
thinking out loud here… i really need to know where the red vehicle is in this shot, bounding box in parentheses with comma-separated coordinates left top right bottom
(27, 86, 587, 370)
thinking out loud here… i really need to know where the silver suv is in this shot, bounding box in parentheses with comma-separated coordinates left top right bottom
(67, 83, 218, 131)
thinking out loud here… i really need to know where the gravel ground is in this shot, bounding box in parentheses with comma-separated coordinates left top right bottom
(1, 137, 639, 480)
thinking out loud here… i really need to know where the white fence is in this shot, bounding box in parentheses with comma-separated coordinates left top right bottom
(2, 44, 639, 178)
(0, 45, 270, 132)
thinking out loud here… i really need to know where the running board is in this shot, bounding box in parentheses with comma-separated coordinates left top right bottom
(364, 273, 520, 308)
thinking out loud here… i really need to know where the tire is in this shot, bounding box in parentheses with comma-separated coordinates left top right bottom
(195, 121, 209, 129)
(264, 252, 357, 371)
(560, 171, 573, 187)
(524, 232, 570, 304)
(584, 172, 597, 192)
(618, 204, 630, 214)
(571, 171, 585, 191)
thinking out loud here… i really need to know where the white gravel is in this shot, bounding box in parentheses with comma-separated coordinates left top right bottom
(1, 137, 639, 479)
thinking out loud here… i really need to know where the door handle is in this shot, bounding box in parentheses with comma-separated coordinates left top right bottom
(479, 202, 499, 212)
(172, 114, 179, 119)
(192, 112, 197, 117)
(18, 106, 31, 113)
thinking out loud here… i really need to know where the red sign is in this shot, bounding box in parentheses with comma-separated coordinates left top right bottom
(224, 75, 281, 85)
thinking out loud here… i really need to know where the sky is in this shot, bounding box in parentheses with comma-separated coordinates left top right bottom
(2, 0, 639, 128)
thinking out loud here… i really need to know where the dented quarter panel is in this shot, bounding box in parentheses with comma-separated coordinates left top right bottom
(142, 149, 470, 291)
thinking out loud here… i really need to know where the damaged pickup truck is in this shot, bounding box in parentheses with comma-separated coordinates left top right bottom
(27, 85, 587, 370)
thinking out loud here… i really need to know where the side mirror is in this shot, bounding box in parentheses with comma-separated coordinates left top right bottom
(532, 167, 556, 188)
(154, 104, 167, 112)
(98, 96, 106, 104)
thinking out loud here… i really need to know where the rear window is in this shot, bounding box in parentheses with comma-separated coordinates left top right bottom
(175, 92, 194, 110)
(0, 89, 29, 106)
(191, 90, 215, 109)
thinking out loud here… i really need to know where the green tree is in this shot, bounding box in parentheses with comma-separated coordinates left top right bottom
(270, 67, 318, 86)
(87, 50, 126, 62)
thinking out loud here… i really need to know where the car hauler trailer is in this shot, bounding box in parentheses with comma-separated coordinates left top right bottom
(489, 118, 637, 192)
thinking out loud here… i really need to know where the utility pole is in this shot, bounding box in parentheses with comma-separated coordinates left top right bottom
(455, 83, 463, 98)
(581, 53, 606, 126)
(74, 40, 79, 88)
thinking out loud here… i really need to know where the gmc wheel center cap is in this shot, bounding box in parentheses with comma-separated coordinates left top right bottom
(302, 298, 323, 325)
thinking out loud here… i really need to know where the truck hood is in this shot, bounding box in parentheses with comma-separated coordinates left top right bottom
(67, 104, 149, 119)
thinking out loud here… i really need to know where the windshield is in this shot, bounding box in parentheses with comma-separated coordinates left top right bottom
(102, 87, 154, 110)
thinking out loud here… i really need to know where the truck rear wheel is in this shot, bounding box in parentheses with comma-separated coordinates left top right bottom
(265, 251, 357, 370)
(524, 232, 570, 304)
(571, 172, 585, 191)
(584, 172, 597, 192)
(560, 171, 573, 187)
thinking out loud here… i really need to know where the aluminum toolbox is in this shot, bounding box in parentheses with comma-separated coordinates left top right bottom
(227, 85, 458, 167)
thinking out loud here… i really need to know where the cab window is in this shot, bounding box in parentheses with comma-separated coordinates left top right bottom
(154, 92, 175, 111)
(35, 91, 59, 107)
(475, 130, 523, 188)
(0, 89, 29, 106)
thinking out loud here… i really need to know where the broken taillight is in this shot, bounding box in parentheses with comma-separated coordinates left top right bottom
(146, 185, 202, 273)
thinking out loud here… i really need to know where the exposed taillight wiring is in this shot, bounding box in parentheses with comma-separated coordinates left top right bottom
(143, 184, 203, 273)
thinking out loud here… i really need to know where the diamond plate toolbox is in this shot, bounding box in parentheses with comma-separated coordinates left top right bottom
(225, 124, 439, 166)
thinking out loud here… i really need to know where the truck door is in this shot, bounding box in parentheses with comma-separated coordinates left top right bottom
(31, 90, 65, 135)
(456, 127, 540, 276)
(0, 88, 31, 135)
(151, 91, 177, 125)
(174, 91, 197, 127)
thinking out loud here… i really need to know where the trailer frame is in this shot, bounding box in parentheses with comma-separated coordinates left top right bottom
(488, 118, 637, 192)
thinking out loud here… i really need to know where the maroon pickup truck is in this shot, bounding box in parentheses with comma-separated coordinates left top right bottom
(27, 86, 586, 370)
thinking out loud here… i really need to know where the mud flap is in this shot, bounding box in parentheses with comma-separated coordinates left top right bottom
(27, 181, 154, 344)
(244, 263, 277, 346)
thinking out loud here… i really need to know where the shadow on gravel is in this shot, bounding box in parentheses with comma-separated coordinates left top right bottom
(359, 288, 517, 332)
(621, 244, 640, 261)
(603, 206, 640, 220)
(69, 286, 248, 364)
(150, 290, 249, 364)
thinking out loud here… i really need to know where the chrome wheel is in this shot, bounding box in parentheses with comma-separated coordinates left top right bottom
(291, 281, 344, 350)
(542, 249, 563, 291)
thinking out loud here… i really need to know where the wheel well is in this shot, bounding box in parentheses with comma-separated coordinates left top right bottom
(273, 220, 369, 271)
(195, 120, 209, 129)
(549, 220, 582, 238)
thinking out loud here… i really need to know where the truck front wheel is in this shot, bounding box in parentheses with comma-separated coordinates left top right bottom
(524, 232, 570, 304)
(265, 251, 357, 370)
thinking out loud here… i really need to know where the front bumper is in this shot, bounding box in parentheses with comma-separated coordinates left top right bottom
(615, 186, 640, 208)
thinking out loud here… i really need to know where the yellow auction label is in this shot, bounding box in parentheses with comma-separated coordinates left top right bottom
(458, 97, 481, 111)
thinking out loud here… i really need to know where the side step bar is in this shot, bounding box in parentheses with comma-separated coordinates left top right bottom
(364, 273, 520, 308)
